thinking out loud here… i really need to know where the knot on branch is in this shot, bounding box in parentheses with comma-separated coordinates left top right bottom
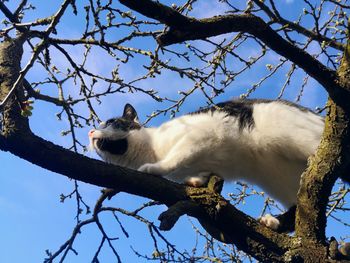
(158, 174, 225, 231)
(158, 200, 201, 231)
(206, 174, 224, 194)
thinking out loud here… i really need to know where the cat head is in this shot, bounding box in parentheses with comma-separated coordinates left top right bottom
(88, 103, 141, 158)
(99, 103, 141, 132)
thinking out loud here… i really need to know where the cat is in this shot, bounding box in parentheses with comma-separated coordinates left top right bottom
(88, 99, 325, 231)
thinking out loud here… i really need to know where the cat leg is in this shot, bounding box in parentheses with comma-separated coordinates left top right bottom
(260, 205, 296, 232)
(138, 161, 172, 175)
(138, 137, 204, 176)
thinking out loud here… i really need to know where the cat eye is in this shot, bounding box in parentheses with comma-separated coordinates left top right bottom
(105, 119, 115, 126)
(98, 122, 106, 129)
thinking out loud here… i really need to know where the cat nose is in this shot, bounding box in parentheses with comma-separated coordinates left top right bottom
(88, 129, 95, 137)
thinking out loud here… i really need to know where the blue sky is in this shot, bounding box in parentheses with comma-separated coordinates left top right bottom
(0, 0, 349, 262)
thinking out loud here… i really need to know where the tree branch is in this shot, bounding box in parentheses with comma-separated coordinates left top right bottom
(0, 1, 20, 23)
(118, 0, 192, 28)
(252, 0, 345, 51)
(0, 0, 73, 111)
(296, 22, 350, 244)
(118, 0, 349, 104)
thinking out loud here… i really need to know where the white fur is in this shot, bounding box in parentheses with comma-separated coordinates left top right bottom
(89, 101, 324, 209)
(259, 214, 280, 230)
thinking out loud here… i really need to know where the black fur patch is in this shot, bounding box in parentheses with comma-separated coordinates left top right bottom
(194, 100, 255, 131)
(194, 99, 317, 131)
(96, 138, 128, 155)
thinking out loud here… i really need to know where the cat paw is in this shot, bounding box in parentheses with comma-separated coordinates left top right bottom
(339, 242, 350, 257)
(138, 163, 166, 175)
(185, 176, 207, 187)
(259, 214, 280, 230)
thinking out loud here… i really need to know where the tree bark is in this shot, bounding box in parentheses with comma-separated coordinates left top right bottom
(0, 35, 29, 135)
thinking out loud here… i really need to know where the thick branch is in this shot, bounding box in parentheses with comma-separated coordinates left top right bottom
(118, 0, 192, 28)
(296, 23, 350, 245)
(118, 0, 348, 104)
(296, 98, 350, 242)
(0, 36, 29, 134)
(0, 2, 20, 23)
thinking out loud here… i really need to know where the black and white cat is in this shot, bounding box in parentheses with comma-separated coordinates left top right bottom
(88, 99, 325, 230)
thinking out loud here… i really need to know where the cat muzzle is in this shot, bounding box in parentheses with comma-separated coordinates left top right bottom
(88, 129, 95, 138)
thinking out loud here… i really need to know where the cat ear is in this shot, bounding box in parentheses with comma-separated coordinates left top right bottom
(123, 103, 139, 123)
